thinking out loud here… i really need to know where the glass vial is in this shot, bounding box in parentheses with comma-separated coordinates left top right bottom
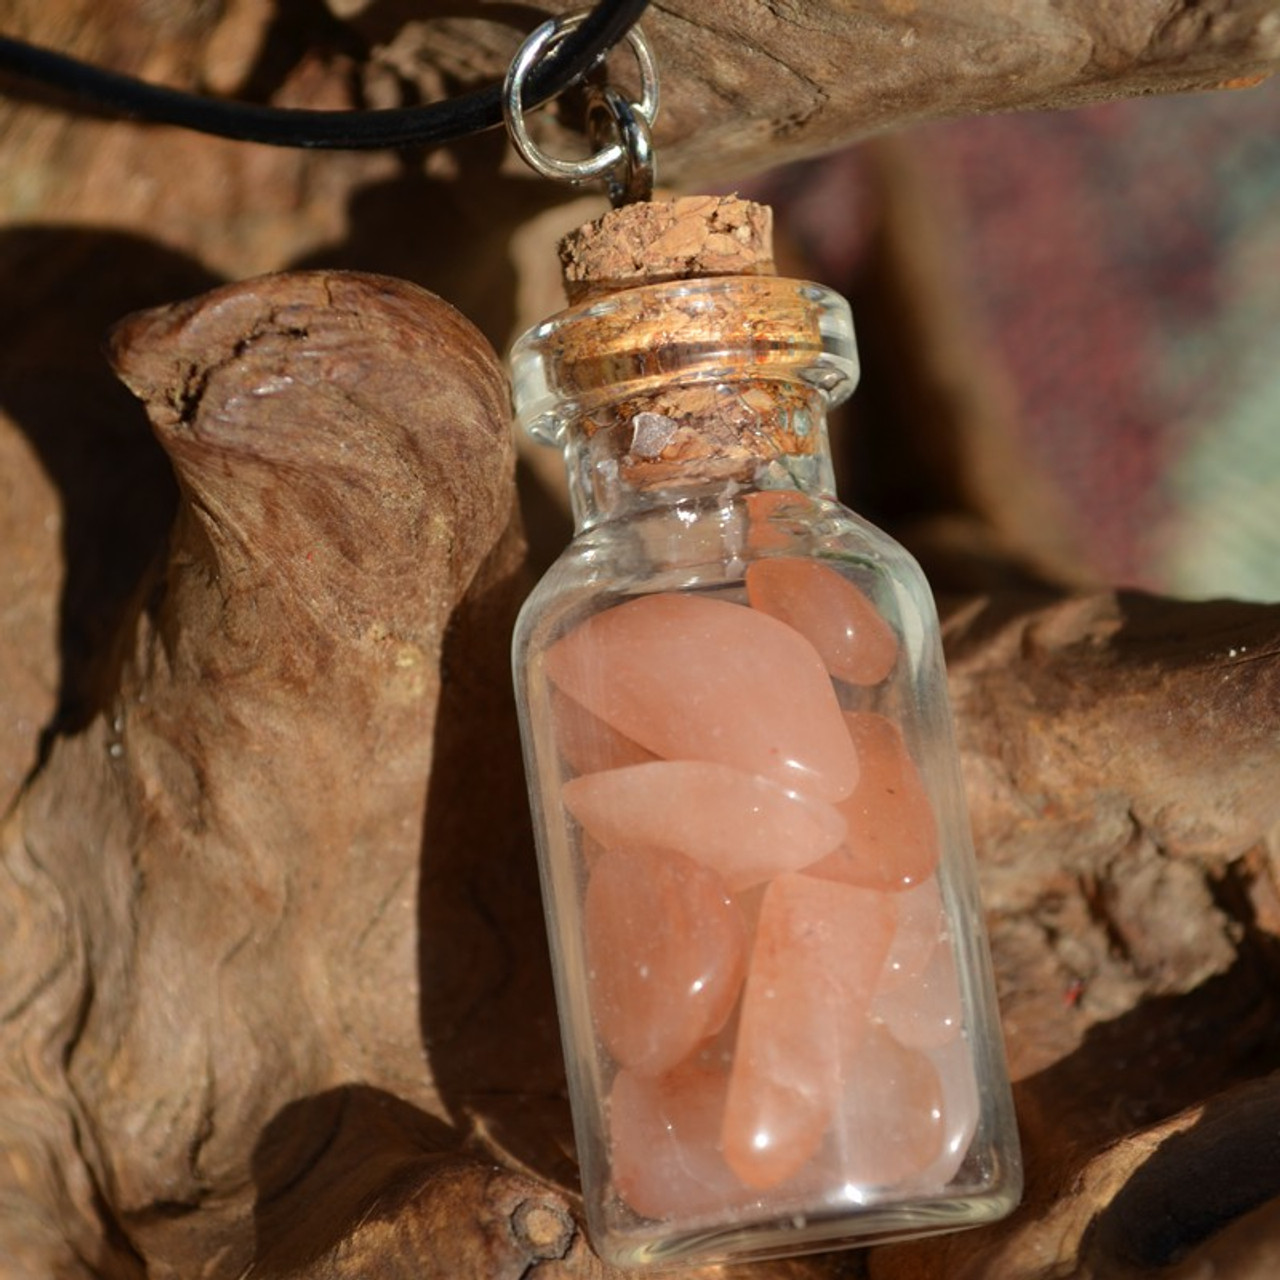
(510, 273, 1021, 1269)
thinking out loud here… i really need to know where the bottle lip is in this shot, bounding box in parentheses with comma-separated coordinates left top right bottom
(509, 275, 859, 445)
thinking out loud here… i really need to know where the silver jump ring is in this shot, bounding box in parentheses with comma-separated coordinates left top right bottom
(587, 85, 654, 205)
(503, 11, 659, 186)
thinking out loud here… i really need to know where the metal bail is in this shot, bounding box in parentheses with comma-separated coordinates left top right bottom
(587, 84, 654, 206)
(502, 9, 659, 205)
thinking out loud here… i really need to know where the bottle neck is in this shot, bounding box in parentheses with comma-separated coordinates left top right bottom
(509, 275, 859, 534)
(561, 378, 837, 531)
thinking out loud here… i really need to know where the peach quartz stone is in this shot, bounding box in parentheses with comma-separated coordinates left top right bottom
(551, 686, 655, 774)
(829, 1026, 946, 1185)
(722, 874, 895, 1189)
(609, 1066, 751, 1220)
(920, 1035, 982, 1187)
(877, 877, 947, 993)
(585, 846, 746, 1075)
(564, 761, 845, 891)
(743, 490, 806, 553)
(807, 712, 940, 891)
(874, 934, 965, 1051)
(544, 592, 859, 802)
(746, 557, 898, 685)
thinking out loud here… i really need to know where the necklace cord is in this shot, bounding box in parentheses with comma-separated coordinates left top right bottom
(0, 0, 651, 150)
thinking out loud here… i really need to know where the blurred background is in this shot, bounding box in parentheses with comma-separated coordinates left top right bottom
(743, 76, 1280, 600)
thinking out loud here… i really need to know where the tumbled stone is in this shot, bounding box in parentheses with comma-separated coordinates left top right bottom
(585, 846, 747, 1075)
(830, 1025, 946, 1186)
(874, 934, 964, 1051)
(544, 592, 858, 802)
(916, 1035, 981, 1190)
(722, 874, 895, 1188)
(742, 489, 813, 553)
(564, 761, 846, 891)
(807, 712, 939, 891)
(878, 876, 947, 994)
(610, 1065, 749, 1220)
(551, 687, 656, 775)
(746, 556, 898, 685)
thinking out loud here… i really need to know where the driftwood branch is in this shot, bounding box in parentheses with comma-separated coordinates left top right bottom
(377, 0, 1280, 184)
(1, 272, 537, 1276)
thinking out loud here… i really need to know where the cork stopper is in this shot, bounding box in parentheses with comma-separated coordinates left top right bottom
(509, 195, 856, 505)
(558, 194, 775, 303)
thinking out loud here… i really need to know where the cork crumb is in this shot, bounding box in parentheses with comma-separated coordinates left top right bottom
(631, 411, 680, 459)
(602, 380, 820, 492)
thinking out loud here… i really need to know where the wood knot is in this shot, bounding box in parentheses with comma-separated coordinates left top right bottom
(509, 1196, 576, 1261)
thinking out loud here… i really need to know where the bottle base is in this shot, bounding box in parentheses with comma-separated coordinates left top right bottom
(592, 1181, 1022, 1271)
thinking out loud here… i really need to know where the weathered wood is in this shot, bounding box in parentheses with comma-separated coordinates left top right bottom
(0, 271, 533, 1275)
(904, 589, 1280, 1278)
(359, 0, 1280, 185)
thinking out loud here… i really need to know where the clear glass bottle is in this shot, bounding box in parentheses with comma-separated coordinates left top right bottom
(510, 274, 1021, 1270)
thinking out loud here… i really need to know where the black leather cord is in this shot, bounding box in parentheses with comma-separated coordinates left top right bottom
(0, 0, 651, 149)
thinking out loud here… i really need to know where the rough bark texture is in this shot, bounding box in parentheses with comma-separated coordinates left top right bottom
(2, 0, 1280, 1276)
